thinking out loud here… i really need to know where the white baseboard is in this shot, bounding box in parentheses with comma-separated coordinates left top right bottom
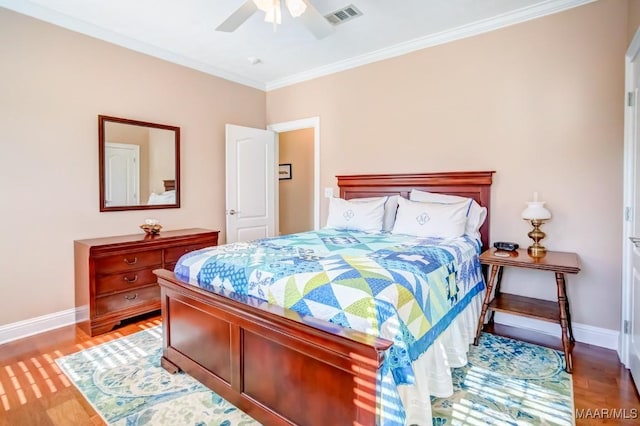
(0, 308, 81, 346)
(494, 312, 619, 350)
(0, 307, 620, 351)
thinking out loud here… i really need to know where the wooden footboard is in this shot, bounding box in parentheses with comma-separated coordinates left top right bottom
(155, 269, 392, 426)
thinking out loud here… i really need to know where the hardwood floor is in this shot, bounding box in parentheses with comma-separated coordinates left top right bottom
(0, 313, 161, 426)
(0, 315, 637, 425)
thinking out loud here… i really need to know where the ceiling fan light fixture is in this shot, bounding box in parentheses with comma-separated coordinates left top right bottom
(216, 0, 331, 39)
(253, 0, 306, 25)
(264, 3, 282, 24)
(286, 0, 307, 18)
(253, 0, 274, 12)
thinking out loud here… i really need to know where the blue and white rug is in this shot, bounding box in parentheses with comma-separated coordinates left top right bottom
(431, 333, 574, 425)
(56, 326, 259, 425)
(56, 327, 573, 425)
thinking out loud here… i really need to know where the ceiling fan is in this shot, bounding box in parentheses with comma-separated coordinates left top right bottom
(216, 0, 334, 39)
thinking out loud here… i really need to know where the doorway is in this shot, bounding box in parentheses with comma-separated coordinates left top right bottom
(268, 117, 321, 234)
(278, 128, 314, 235)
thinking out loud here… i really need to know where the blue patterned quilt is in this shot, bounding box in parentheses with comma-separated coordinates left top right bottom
(174, 229, 485, 424)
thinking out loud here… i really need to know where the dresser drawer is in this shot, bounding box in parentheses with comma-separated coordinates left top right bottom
(95, 268, 158, 295)
(94, 250, 162, 274)
(95, 285, 160, 315)
(164, 242, 214, 264)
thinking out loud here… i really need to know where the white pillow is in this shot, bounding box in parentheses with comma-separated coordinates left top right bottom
(409, 189, 487, 241)
(325, 197, 386, 233)
(349, 195, 399, 231)
(147, 190, 176, 205)
(392, 197, 469, 238)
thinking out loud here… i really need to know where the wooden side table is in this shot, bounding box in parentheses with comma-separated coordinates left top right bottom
(473, 248, 580, 373)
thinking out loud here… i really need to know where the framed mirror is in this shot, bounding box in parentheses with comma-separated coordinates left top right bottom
(99, 115, 180, 212)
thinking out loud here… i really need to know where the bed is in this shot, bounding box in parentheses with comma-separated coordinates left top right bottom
(154, 171, 494, 425)
(147, 179, 176, 205)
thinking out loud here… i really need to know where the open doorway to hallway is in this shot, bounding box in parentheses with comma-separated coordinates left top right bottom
(278, 128, 314, 235)
(268, 116, 320, 236)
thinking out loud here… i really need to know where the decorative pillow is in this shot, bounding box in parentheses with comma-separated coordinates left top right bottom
(325, 197, 386, 233)
(409, 189, 487, 241)
(349, 195, 399, 231)
(392, 197, 469, 238)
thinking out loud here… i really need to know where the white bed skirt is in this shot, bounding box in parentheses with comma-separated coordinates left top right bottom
(398, 289, 484, 425)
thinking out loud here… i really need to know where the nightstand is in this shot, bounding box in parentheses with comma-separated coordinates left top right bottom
(473, 248, 580, 373)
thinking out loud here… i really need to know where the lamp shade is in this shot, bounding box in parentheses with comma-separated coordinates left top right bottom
(521, 201, 551, 220)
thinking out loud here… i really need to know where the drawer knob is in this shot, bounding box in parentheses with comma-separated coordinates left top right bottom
(123, 257, 138, 265)
(123, 275, 138, 283)
(124, 293, 138, 301)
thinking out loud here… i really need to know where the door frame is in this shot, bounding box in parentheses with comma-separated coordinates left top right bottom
(267, 117, 321, 231)
(621, 28, 640, 366)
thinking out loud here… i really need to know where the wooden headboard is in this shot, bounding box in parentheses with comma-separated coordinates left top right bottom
(336, 171, 495, 250)
(163, 179, 176, 191)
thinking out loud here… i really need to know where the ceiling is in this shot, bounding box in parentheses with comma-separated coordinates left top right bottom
(1, 0, 592, 91)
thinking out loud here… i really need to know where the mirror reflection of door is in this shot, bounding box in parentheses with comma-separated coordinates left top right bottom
(104, 142, 140, 207)
(278, 128, 314, 235)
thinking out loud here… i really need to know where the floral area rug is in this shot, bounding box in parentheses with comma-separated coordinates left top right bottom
(55, 326, 260, 425)
(56, 327, 573, 425)
(431, 333, 574, 425)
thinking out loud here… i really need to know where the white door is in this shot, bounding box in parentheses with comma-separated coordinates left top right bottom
(623, 29, 640, 383)
(225, 124, 277, 243)
(105, 142, 139, 207)
(628, 68, 640, 383)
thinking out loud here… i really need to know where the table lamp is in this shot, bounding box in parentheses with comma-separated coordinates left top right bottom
(521, 192, 551, 258)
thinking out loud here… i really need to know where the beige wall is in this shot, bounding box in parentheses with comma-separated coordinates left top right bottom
(0, 8, 265, 326)
(267, 0, 627, 331)
(279, 128, 314, 234)
(629, 0, 640, 42)
(148, 128, 176, 196)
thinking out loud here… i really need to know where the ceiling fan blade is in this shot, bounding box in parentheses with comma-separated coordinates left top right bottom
(215, 1, 258, 32)
(299, 0, 333, 39)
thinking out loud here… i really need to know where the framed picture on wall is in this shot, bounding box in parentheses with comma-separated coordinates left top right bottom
(279, 163, 292, 180)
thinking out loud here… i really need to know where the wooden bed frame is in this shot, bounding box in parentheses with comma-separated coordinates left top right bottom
(154, 171, 494, 426)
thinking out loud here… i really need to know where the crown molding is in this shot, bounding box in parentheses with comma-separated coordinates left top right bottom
(265, 0, 596, 91)
(0, 0, 267, 90)
(1, 0, 595, 92)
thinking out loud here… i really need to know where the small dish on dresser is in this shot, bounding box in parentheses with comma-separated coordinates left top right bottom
(140, 220, 162, 235)
(140, 224, 162, 235)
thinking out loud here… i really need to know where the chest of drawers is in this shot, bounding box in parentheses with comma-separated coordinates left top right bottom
(74, 228, 219, 336)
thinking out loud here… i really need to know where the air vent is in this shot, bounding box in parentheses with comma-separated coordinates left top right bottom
(325, 5, 363, 26)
